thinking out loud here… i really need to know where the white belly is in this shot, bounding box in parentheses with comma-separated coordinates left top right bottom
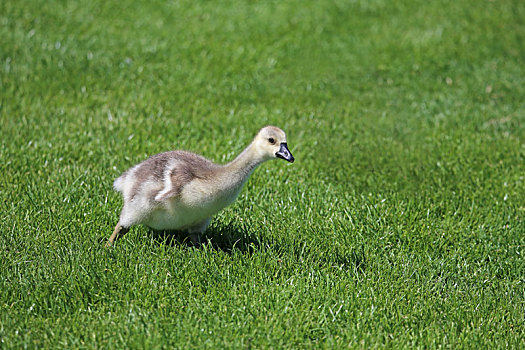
(144, 205, 207, 230)
(144, 180, 241, 230)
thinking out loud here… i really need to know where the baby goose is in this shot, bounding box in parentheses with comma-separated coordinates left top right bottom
(106, 126, 294, 247)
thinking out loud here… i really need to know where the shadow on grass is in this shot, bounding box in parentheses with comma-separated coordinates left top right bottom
(149, 222, 261, 255)
(284, 240, 367, 275)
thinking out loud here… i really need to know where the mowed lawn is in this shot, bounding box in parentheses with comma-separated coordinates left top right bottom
(1, 0, 525, 347)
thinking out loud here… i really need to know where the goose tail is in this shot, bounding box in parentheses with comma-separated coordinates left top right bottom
(113, 175, 125, 193)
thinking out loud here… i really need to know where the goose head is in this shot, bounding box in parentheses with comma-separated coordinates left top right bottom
(253, 126, 295, 163)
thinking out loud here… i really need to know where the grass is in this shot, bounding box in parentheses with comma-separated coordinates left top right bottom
(1, 0, 525, 347)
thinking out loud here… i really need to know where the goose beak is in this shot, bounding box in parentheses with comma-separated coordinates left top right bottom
(276, 143, 294, 163)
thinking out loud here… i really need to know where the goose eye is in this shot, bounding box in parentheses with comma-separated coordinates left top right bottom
(268, 137, 276, 144)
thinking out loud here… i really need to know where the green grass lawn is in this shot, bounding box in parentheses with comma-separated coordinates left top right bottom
(1, 0, 525, 347)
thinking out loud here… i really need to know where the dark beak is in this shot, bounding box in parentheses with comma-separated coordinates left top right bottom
(275, 143, 294, 163)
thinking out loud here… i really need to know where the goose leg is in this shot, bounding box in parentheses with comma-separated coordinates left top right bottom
(188, 218, 211, 246)
(105, 221, 130, 247)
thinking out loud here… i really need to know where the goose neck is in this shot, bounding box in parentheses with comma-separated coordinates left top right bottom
(224, 142, 264, 182)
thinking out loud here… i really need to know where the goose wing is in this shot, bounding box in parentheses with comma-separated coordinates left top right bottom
(154, 164, 195, 201)
(152, 151, 218, 202)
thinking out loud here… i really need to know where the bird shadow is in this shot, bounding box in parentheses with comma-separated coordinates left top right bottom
(149, 222, 261, 255)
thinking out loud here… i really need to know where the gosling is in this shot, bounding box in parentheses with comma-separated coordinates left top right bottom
(106, 126, 294, 247)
